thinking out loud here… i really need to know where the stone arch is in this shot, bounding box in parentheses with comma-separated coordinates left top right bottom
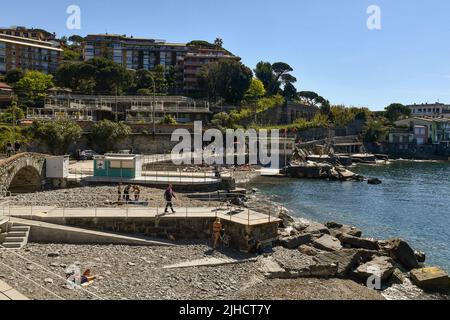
(8, 165, 43, 193)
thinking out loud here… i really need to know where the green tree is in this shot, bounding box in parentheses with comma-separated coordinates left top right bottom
(198, 59, 253, 104)
(245, 78, 266, 101)
(91, 120, 132, 152)
(55, 58, 132, 94)
(5, 69, 25, 85)
(283, 82, 298, 100)
(68, 35, 84, 45)
(254, 61, 276, 94)
(159, 114, 177, 125)
(152, 65, 168, 94)
(31, 118, 82, 155)
(62, 49, 83, 61)
(385, 103, 411, 122)
(0, 101, 25, 124)
(14, 71, 54, 106)
(88, 58, 133, 94)
(363, 119, 388, 142)
(55, 61, 96, 93)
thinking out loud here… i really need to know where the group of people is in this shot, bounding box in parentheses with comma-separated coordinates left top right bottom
(116, 183, 176, 214)
(4, 142, 21, 158)
(117, 183, 141, 203)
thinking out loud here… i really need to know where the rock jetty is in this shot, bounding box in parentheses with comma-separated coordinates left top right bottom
(272, 212, 450, 295)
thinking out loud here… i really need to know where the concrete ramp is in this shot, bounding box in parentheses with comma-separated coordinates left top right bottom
(163, 257, 257, 269)
(10, 217, 174, 247)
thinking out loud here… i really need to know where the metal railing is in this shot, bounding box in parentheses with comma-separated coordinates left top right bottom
(0, 192, 277, 226)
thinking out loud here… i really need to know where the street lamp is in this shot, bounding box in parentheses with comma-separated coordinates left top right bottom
(151, 75, 156, 135)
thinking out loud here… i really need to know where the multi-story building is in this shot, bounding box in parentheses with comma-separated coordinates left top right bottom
(0, 34, 62, 75)
(182, 45, 240, 93)
(26, 92, 212, 124)
(82, 34, 239, 93)
(407, 102, 450, 117)
(0, 26, 55, 41)
(395, 117, 450, 144)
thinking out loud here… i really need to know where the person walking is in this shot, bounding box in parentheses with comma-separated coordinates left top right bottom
(133, 185, 141, 201)
(124, 184, 132, 203)
(164, 184, 176, 213)
(212, 218, 222, 250)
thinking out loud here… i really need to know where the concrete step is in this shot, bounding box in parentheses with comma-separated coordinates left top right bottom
(1, 242, 23, 249)
(6, 231, 27, 237)
(4, 237, 24, 243)
(10, 226, 30, 232)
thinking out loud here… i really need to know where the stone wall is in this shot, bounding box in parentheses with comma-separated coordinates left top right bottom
(23, 216, 279, 251)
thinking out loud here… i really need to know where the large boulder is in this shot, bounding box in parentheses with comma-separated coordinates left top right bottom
(410, 267, 450, 292)
(303, 221, 330, 235)
(298, 244, 322, 257)
(338, 234, 379, 251)
(312, 234, 343, 252)
(279, 233, 313, 250)
(278, 210, 295, 228)
(355, 256, 396, 282)
(326, 222, 362, 238)
(314, 249, 362, 278)
(270, 248, 338, 278)
(381, 238, 419, 270)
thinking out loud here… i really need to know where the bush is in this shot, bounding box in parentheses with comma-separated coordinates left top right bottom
(91, 120, 132, 152)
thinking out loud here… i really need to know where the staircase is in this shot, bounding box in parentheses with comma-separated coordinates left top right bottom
(1, 224, 30, 250)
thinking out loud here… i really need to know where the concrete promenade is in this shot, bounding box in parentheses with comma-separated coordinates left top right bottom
(2, 205, 279, 226)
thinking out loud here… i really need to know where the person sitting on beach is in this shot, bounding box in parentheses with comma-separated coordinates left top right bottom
(164, 184, 176, 213)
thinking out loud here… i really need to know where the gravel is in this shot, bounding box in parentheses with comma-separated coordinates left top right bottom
(5, 186, 221, 208)
(0, 242, 386, 301)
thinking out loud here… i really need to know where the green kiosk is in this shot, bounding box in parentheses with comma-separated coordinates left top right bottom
(93, 154, 142, 179)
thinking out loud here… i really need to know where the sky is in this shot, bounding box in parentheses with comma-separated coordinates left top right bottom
(2, 0, 450, 110)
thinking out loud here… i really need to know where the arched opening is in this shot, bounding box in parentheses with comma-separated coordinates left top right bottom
(8, 166, 42, 193)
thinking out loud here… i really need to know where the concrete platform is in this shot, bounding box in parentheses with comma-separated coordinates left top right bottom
(0, 280, 29, 300)
(4, 206, 279, 227)
(2, 206, 280, 251)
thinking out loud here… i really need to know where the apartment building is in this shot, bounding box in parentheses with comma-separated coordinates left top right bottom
(0, 34, 62, 75)
(82, 34, 239, 93)
(0, 26, 55, 41)
(407, 102, 450, 117)
(182, 45, 240, 93)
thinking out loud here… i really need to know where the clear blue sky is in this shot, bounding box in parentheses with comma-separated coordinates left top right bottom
(2, 0, 450, 110)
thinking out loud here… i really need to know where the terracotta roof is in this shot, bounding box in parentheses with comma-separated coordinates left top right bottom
(0, 82, 12, 90)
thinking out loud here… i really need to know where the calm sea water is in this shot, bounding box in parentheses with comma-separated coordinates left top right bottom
(254, 161, 450, 272)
